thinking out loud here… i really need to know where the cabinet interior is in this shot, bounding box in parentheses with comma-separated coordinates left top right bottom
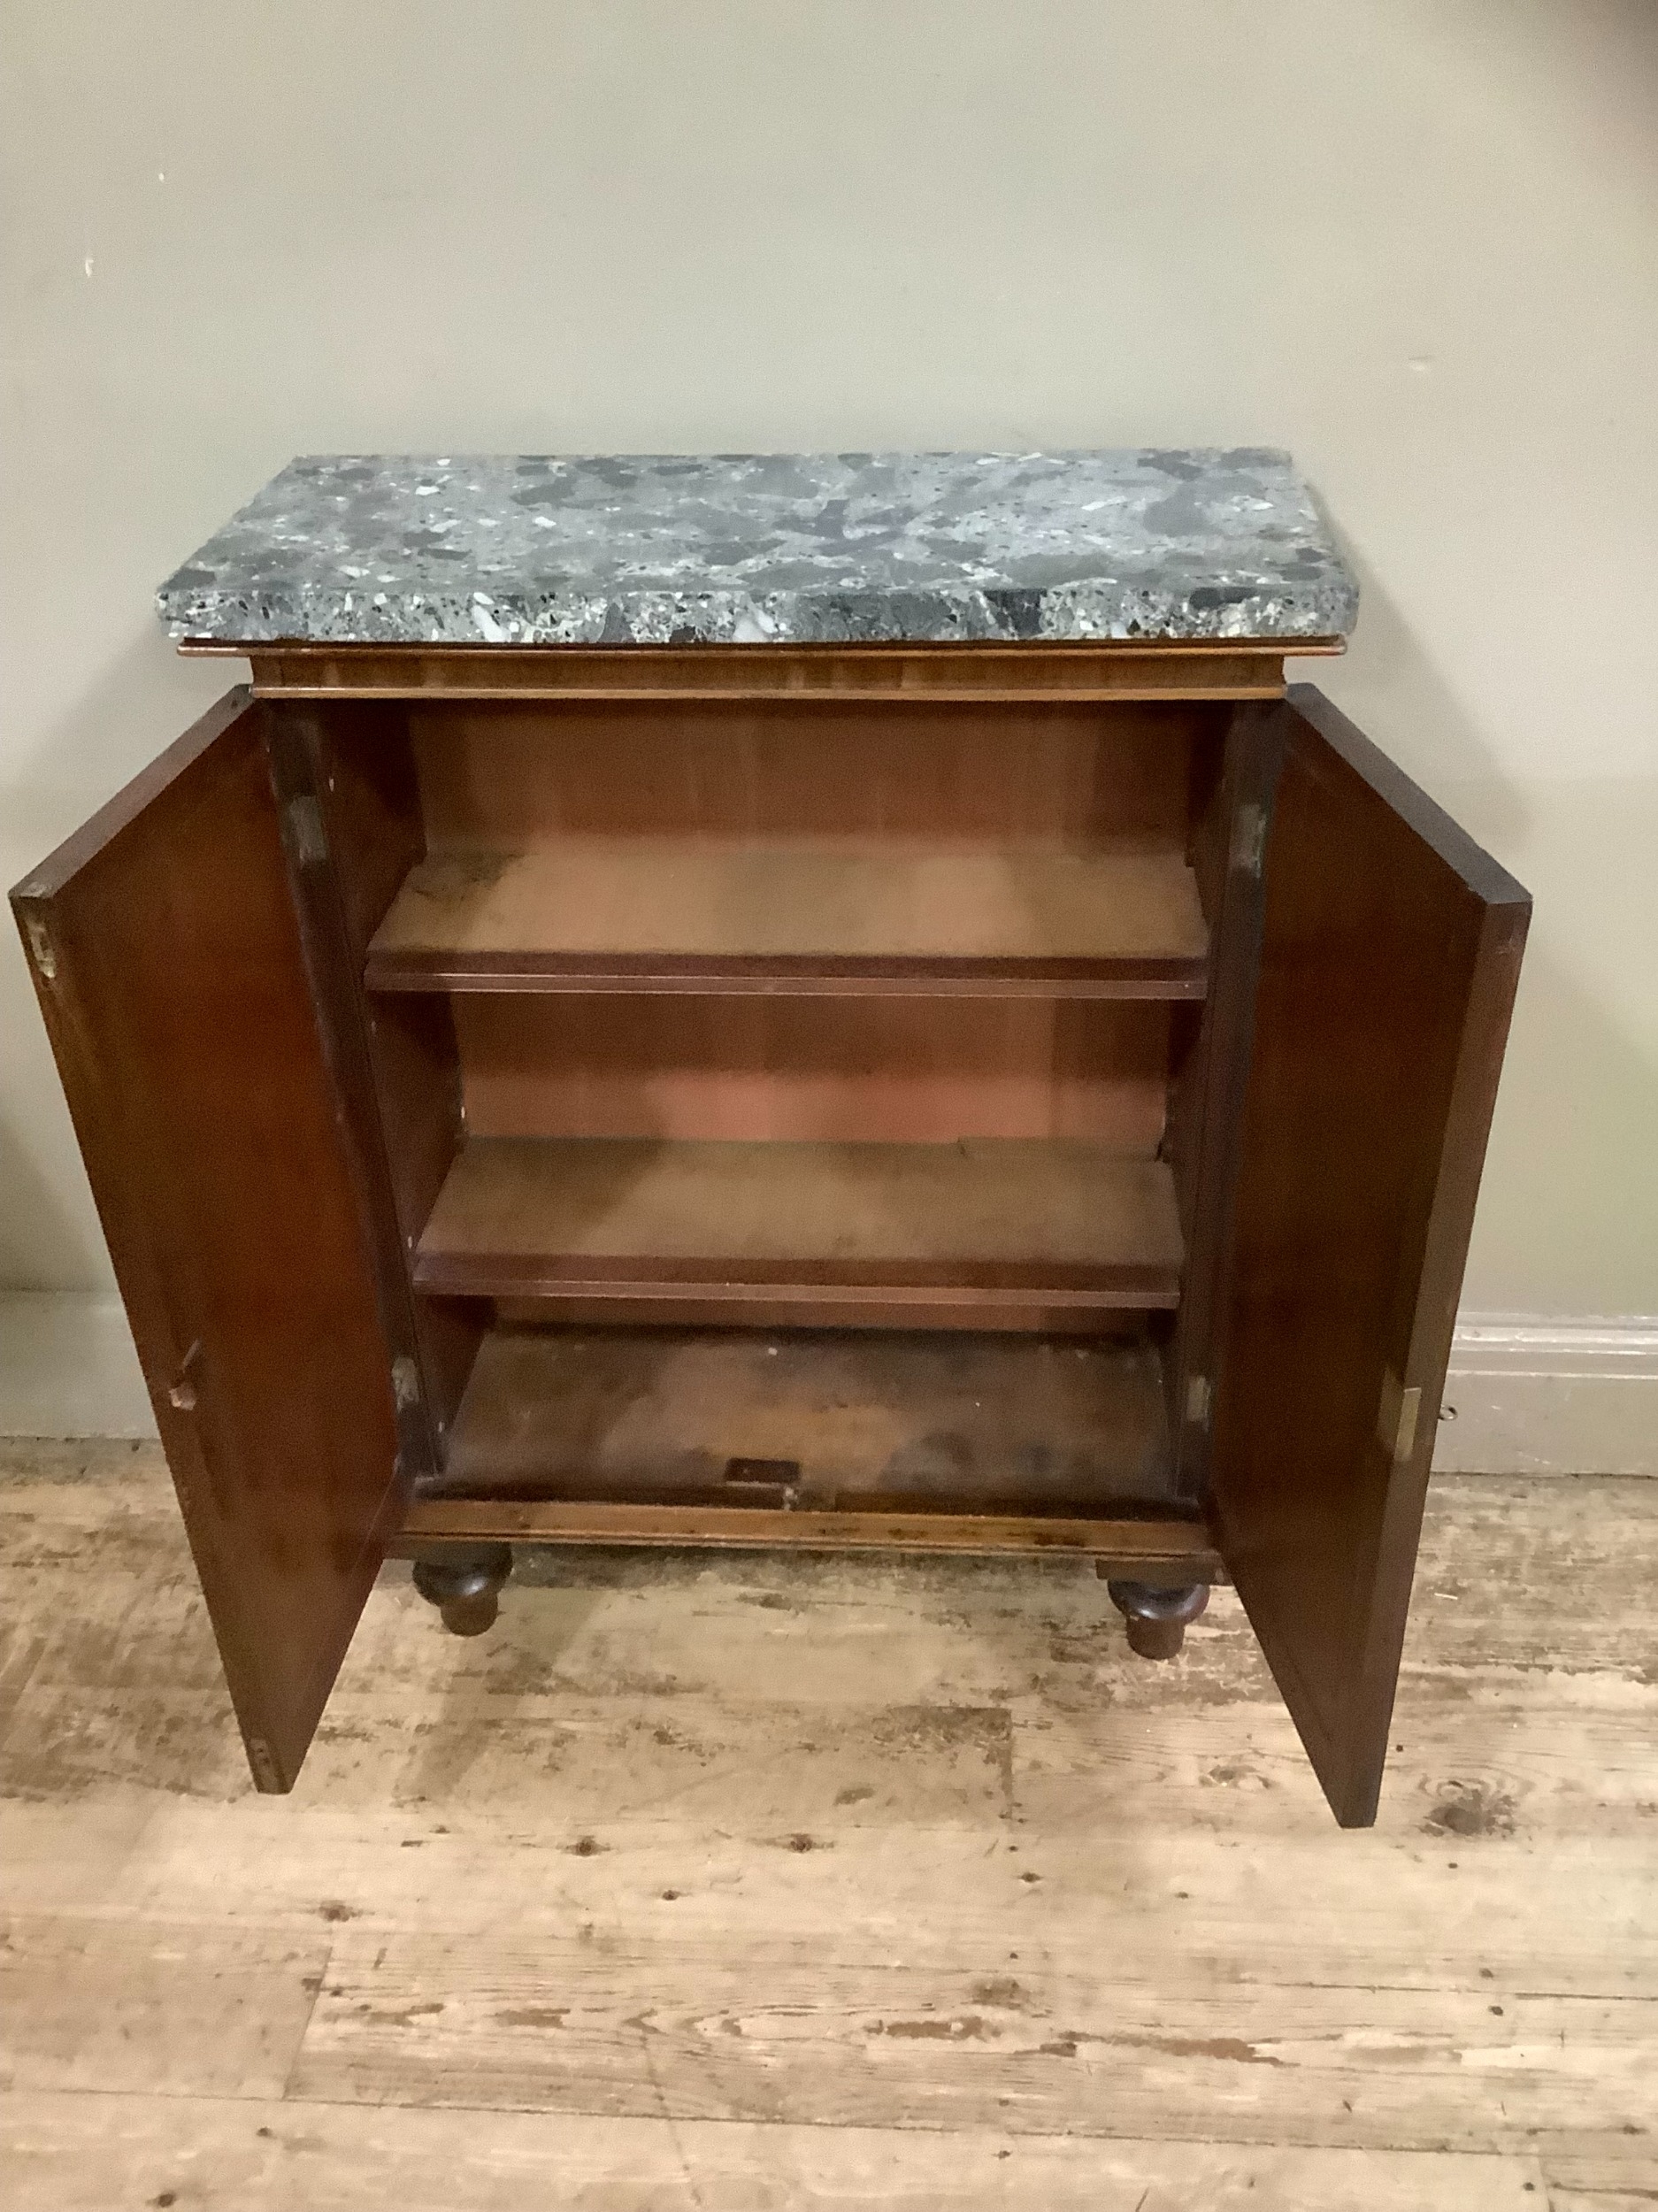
(325, 693, 1232, 1528)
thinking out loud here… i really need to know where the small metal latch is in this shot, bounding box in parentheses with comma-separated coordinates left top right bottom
(1377, 1367, 1423, 1466)
(282, 793, 328, 869)
(1185, 1374, 1212, 1429)
(723, 1457, 802, 1508)
(168, 1339, 203, 1413)
(1230, 802, 1267, 877)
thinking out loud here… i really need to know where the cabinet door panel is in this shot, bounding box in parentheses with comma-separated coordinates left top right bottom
(1209, 684, 1529, 1826)
(10, 689, 403, 1791)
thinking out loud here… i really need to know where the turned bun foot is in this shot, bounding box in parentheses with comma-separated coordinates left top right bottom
(412, 1545, 512, 1636)
(1102, 1577, 1209, 1660)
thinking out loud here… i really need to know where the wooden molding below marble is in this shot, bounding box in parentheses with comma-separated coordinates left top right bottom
(177, 638, 1340, 704)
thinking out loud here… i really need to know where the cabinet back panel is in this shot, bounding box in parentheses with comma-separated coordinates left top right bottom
(454, 995, 1173, 1148)
(412, 700, 1214, 849)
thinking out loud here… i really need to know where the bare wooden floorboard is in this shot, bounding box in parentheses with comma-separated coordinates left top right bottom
(1, 1441, 1655, 2186)
(0, 1915, 327, 2099)
(0, 2092, 1551, 2212)
(4, 1795, 1654, 2013)
(285, 1948, 1655, 2147)
(1542, 2147, 1658, 2212)
(1014, 1694, 1658, 1842)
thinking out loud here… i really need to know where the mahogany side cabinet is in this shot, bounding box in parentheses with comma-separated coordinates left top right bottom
(10, 453, 1529, 1826)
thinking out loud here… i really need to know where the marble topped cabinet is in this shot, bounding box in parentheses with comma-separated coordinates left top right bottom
(12, 451, 1526, 1824)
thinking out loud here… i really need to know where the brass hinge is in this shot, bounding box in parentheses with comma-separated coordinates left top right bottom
(1230, 802, 1267, 877)
(23, 912, 57, 981)
(1377, 1367, 1423, 1466)
(167, 1338, 203, 1413)
(281, 793, 328, 870)
(1185, 1374, 1212, 1429)
(245, 1735, 283, 1792)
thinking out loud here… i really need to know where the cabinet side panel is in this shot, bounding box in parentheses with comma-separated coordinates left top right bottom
(9, 691, 402, 1791)
(1208, 687, 1529, 1825)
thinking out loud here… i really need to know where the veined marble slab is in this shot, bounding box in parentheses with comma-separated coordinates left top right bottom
(157, 449, 1357, 648)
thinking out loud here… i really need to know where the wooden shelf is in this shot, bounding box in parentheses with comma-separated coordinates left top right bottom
(416, 1322, 1189, 1522)
(413, 1136, 1184, 1314)
(366, 840, 1208, 999)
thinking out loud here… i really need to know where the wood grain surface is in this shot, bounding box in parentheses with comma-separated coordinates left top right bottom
(410, 697, 1206, 847)
(216, 638, 1320, 702)
(429, 1323, 1175, 1508)
(1205, 687, 1530, 1828)
(365, 838, 1208, 996)
(449, 993, 1181, 1159)
(405, 696, 1213, 1164)
(7, 695, 402, 1793)
(0, 1439, 1651, 2208)
(413, 1136, 1184, 1310)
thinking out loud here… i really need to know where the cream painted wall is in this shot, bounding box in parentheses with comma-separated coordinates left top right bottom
(3, 0, 1655, 1314)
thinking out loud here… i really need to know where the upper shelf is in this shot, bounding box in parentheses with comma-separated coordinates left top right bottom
(365, 840, 1209, 999)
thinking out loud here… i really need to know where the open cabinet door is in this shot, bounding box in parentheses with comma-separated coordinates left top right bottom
(11, 690, 405, 1790)
(1206, 685, 1529, 1826)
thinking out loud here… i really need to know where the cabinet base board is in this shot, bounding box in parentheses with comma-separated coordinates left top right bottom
(393, 1494, 1223, 1578)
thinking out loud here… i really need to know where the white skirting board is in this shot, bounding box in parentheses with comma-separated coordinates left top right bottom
(0, 1294, 158, 1440)
(1432, 1313, 1658, 1477)
(1, 1292, 1655, 1474)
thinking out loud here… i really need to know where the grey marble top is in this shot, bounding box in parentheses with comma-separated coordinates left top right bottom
(156, 450, 1356, 648)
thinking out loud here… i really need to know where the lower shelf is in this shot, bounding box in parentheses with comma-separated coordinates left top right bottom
(414, 1136, 1184, 1317)
(412, 1322, 1198, 1532)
